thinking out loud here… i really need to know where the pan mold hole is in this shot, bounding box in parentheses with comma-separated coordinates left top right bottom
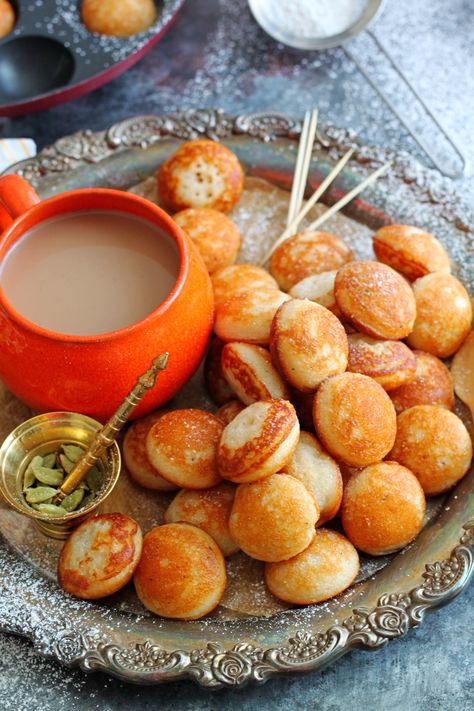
(0, 36, 75, 101)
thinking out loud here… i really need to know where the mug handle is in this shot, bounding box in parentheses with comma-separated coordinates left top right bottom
(0, 175, 41, 232)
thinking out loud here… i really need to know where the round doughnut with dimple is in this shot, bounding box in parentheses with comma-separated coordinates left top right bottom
(214, 287, 290, 345)
(229, 473, 319, 562)
(313, 372, 397, 467)
(389, 350, 454, 414)
(334, 261, 416, 340)
(123, 411, 177, 491)
(211, 264, 279, 309)
(221, 342, 290, 405)
(341, 462, 426, 556)
(373, 224, 450, 281)
(217, 399, 300, 484)
(347, 333, 416, 391)
(270, 298, 348, 392)
(174, 207, 241, 274)
(289, 270, 340, 315)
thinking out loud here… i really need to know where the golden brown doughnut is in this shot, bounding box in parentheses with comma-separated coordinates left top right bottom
(58, 513, 142, 600)
(134, 523, 226, 619)
(211, 264, 278, 309)
(123, 411, 177, 491)
(269, 231, 352, 291)
(0, 0, 14, 38)
(285, 431, 343, 525)
(174, 208, 241, 274)
(270, 298, 348, 391)
(229, 473, 318, 562)
(347, 333, 416, 391)
(146, 409, 224, 489)
(214, 287, 290, 345)
(289, 270, 341, 315)
(334, 261, 416, 340)
(157, 140, 244, 213)
(389, 350, 454, 414)
(81, 0, 156, 36)
(221, 342, 290, 405)
(204, 337, 235, 406)
(341, 462, 426, 555)
(373, 224, 450, 281)
(389, 405, 472, 495)
(313, 373, 397, 467)
(164, 483, 239, 557)
(265, 528, 359, 604)
(217, 399, 300, 484)
(216, 399, 246, 425)
(406, 272, 472, 357)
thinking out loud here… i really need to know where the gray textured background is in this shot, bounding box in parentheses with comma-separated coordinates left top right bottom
(1, 0, 473, 708)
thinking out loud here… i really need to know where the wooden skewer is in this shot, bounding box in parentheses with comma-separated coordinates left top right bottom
(305, 161, 392, 232)
(291, 109, 318, 223)
(259, 147, 354, 266)
(286, 111, 311, 228)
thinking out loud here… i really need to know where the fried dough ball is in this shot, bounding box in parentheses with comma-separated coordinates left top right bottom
(269, 231, 352, 291)
(265, 528, 359, 604)
(373, 224, 450, 281)
(389, 405, 472, 495)
(216, 399, 246, 425)
(347, 333, 416, 391)
(221, 342, 290, 405)
(134, 523, 226, 619)
(217, 399, 300, 484)
(123, 411, 177, 491)
(270, 299, 348, 392)
(341, 462, 426, 556)
(406, 272, 472, 357)
(313, 373, 397, 467)
(174, 208, 241, 274)
(204, 337, 234, 405)
(164, 483, 238, 557)
(146, 409, 223, 489)
(214, 287, 290, 345)
(157, 140, 244, 213)
(389, 350, 454, 414)
(289, 270, 340, 315)
(58, 513, 142, 600)
(0, 0, 15, 38)
(285, 431, 343, 525)
(334, 261, 416, 340)
(81, 0, 156, 36)
(229, 473, 318, 562)
(211, 264, 278, 309)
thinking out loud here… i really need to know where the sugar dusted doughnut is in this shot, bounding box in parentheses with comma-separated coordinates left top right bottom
(81, 0, 156, 36)
(58, 513, 142, 600)
(265, 528, 359, 604)
(157, 139, 244, 213)
(146, 409, 223, 489)
(204, 338, 234, 406)
(221, 342, 290, 405)
(164, 483, 238, 557)
(341, 462, 425, 556)
(214, 287, 290, 344)
(216, 399, 246, 425)
(285, 431, 343, 525)
(217, 399, 299, 483)
(134, 523, 226, 619)
(0, 0, 14, 38)
(174, 208, 241, 274)
(289, 270, 340, 314)
(211, 264, 278, 309)
(373, 224, 450, 281)
(389, 350, 454, 414)
(123, 411, 177, 491)
(347, 333, 416, 391)
(389, 405, 472, 495)
(229, 473, 318, 562)
(270, 231, 352, 291)
(334, 261, 416, 340)
(406, 273, 472, 357)
(314, 373, 397, 467)
(270, 299, 348, 392)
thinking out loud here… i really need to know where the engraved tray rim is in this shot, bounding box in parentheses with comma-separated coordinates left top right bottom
(1, 109, 473, 688)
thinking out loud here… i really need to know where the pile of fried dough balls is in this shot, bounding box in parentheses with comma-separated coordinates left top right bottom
(58, 140, 473, 621)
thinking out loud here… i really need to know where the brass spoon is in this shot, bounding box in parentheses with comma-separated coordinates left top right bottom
(451, 332, 474, 419)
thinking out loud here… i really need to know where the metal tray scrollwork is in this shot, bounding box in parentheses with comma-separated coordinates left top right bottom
(1, 110, 473, 688)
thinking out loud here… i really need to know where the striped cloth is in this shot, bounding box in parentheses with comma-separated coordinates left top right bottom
(0, 138, 36, 172)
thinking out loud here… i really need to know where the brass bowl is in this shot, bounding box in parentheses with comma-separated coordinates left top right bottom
(0, 411, 121, 539)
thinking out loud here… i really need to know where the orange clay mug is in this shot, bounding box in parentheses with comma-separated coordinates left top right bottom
(0, 175, 214, 422)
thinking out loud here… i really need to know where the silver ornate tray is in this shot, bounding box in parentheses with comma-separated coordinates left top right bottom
(0, 110, 473, 688)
